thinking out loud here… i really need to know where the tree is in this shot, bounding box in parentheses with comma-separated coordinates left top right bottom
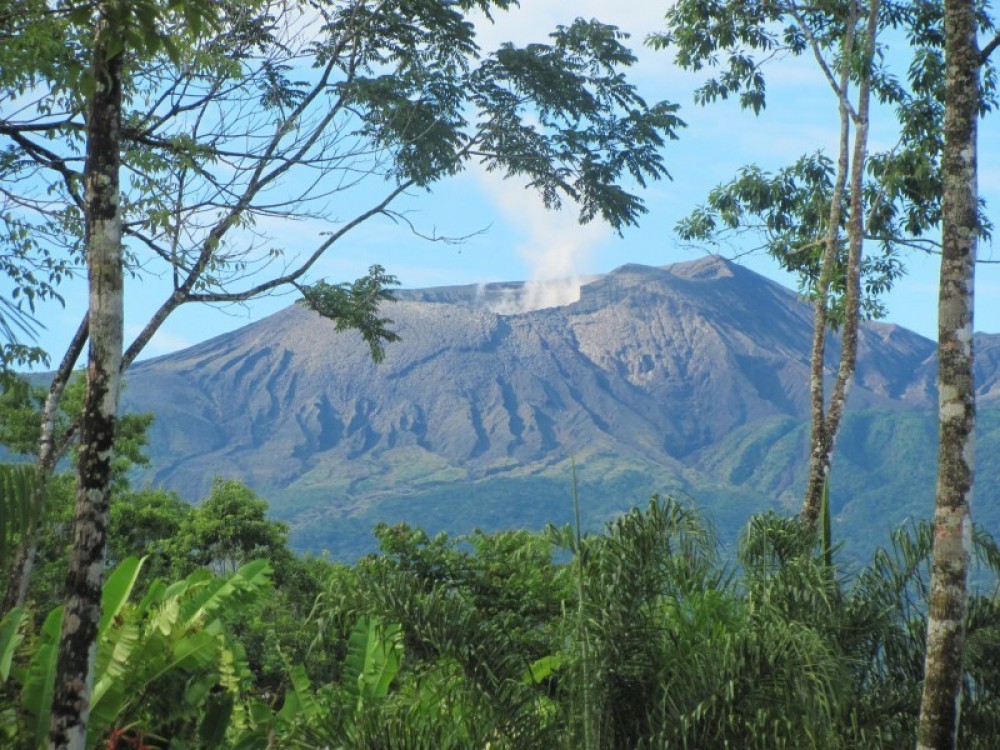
(107, 487, 192, 579)
(47, 0, 127, 743)
(179, 478, 290, 578)
(1, 0, 682, 744)
(655, 0, 922, 528)
(0, 0, 71, 371)
(917, 1, 996, 747)
(4, 556, 274, 749)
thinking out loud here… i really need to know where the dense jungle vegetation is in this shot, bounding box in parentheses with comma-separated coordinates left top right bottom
(1, 0, 996, 744)
(4, 471, 1000, 749)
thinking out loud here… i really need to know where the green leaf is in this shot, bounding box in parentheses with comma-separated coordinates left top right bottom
(278, 663, 322, 725)
(521, 653, 564, 685)
(0, 607, 26, 683)
(136, 577, 167, 613)
(98, 555, 146, 636)
(183, 2, 204, 40)
(298, 266, 401, 363)
(68, 5, 92, 25)
(180, 558, 272, 630)
(89, 617, 142, 735)
(22, 606, 62, 750)
(820, 478, 833, 571)
(162, 36, 181, 66)
(344, 616, 403, 701)
(88, 557, 148, 729)
(198, 693, 234, 747)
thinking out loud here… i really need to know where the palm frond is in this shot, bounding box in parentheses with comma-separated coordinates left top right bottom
(0, 463, 45, 569)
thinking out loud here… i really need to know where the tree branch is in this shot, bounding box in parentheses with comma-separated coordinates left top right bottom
(982, 33, 1000, 64)
(787, 3, 859, 121)
(3, 131, 85, 211)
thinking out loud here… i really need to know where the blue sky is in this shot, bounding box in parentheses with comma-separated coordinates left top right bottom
(21, 0, 1000, 363)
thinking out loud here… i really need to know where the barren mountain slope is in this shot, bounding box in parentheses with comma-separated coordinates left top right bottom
(120, 256, 963, 557)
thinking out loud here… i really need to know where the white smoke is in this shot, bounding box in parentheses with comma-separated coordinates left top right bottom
(473, 165, 610, 314)
(488, 277, 588, 315)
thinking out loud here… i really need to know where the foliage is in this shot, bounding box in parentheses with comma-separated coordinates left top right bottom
(298, 266, 401, 364)
(0, 373, 153, 488)
(109, 488, 193, 578)
(0, 465, 45, 569)
(675, 154, 905, 324)
(2, 556, 273, 749)
(6, 485, 1000, 747)
(178, 478, 291, 578)
(2, 0, 682, 376)
(298, 523, 573, 748)
(284, 497, 1000, 749)
(0, 375, 46, 456)
(657, 0, 997, 310)
(107, 481, 326, 696)
(0, 373, 156, 619)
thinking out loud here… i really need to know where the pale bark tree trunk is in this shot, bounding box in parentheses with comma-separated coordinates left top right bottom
(48, 7, 124, 748)
(916, 0, 979, 747)
(801, 6, 853, 529)
(801, 0, 879, 528)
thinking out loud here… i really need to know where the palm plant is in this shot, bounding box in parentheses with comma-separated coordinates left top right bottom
(0, 464, 47, 614)
(289, 571, 562, 749)
(557, 500, 852, 750)
(0, 465, 44, 564)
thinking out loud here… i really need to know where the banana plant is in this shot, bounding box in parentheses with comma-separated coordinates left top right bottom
(0, 606, 28, 745)
(0, 606, 26, 684)
(344, 616, 403, 705)
(12, 556, 272, 749)
(230, 614, 406, 749)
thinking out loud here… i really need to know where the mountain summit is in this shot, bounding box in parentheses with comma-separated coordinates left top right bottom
(121, 257, 994, 558)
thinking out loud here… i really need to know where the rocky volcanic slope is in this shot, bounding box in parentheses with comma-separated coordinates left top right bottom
(121, 256, 1000, 559)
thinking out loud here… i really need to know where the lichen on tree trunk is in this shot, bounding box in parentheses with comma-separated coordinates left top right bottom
(917, 0, 979, 748)
(47, 10, 124, 749)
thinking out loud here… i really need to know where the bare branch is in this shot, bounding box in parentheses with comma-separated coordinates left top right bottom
(2, 130, 85, 211)
(38, 313, 88, 474)
(184, 180, 416, 304)
(382, 210, 491, 245)
(787, 2, 859, 121)
(982, 33, 1000, 64)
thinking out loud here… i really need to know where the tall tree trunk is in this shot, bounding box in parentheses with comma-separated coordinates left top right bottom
(802, 0, 880, 528)
(917, 0, 979, 748)
(47, 8, 124, 748)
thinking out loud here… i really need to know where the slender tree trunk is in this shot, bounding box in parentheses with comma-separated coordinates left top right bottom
(801, 1, 857, 528)
(48, 8, 124, 748)
(801, 86, 850, 527)
(802, 0, 880, 528)
(917, 1, 979, 747)
(1, 541, 36, 616)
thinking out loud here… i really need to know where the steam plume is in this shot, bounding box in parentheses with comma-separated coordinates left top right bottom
(475, 166, 609, 314)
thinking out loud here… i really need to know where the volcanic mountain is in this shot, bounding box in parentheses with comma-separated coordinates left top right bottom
(120, 256, 1000, 558)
